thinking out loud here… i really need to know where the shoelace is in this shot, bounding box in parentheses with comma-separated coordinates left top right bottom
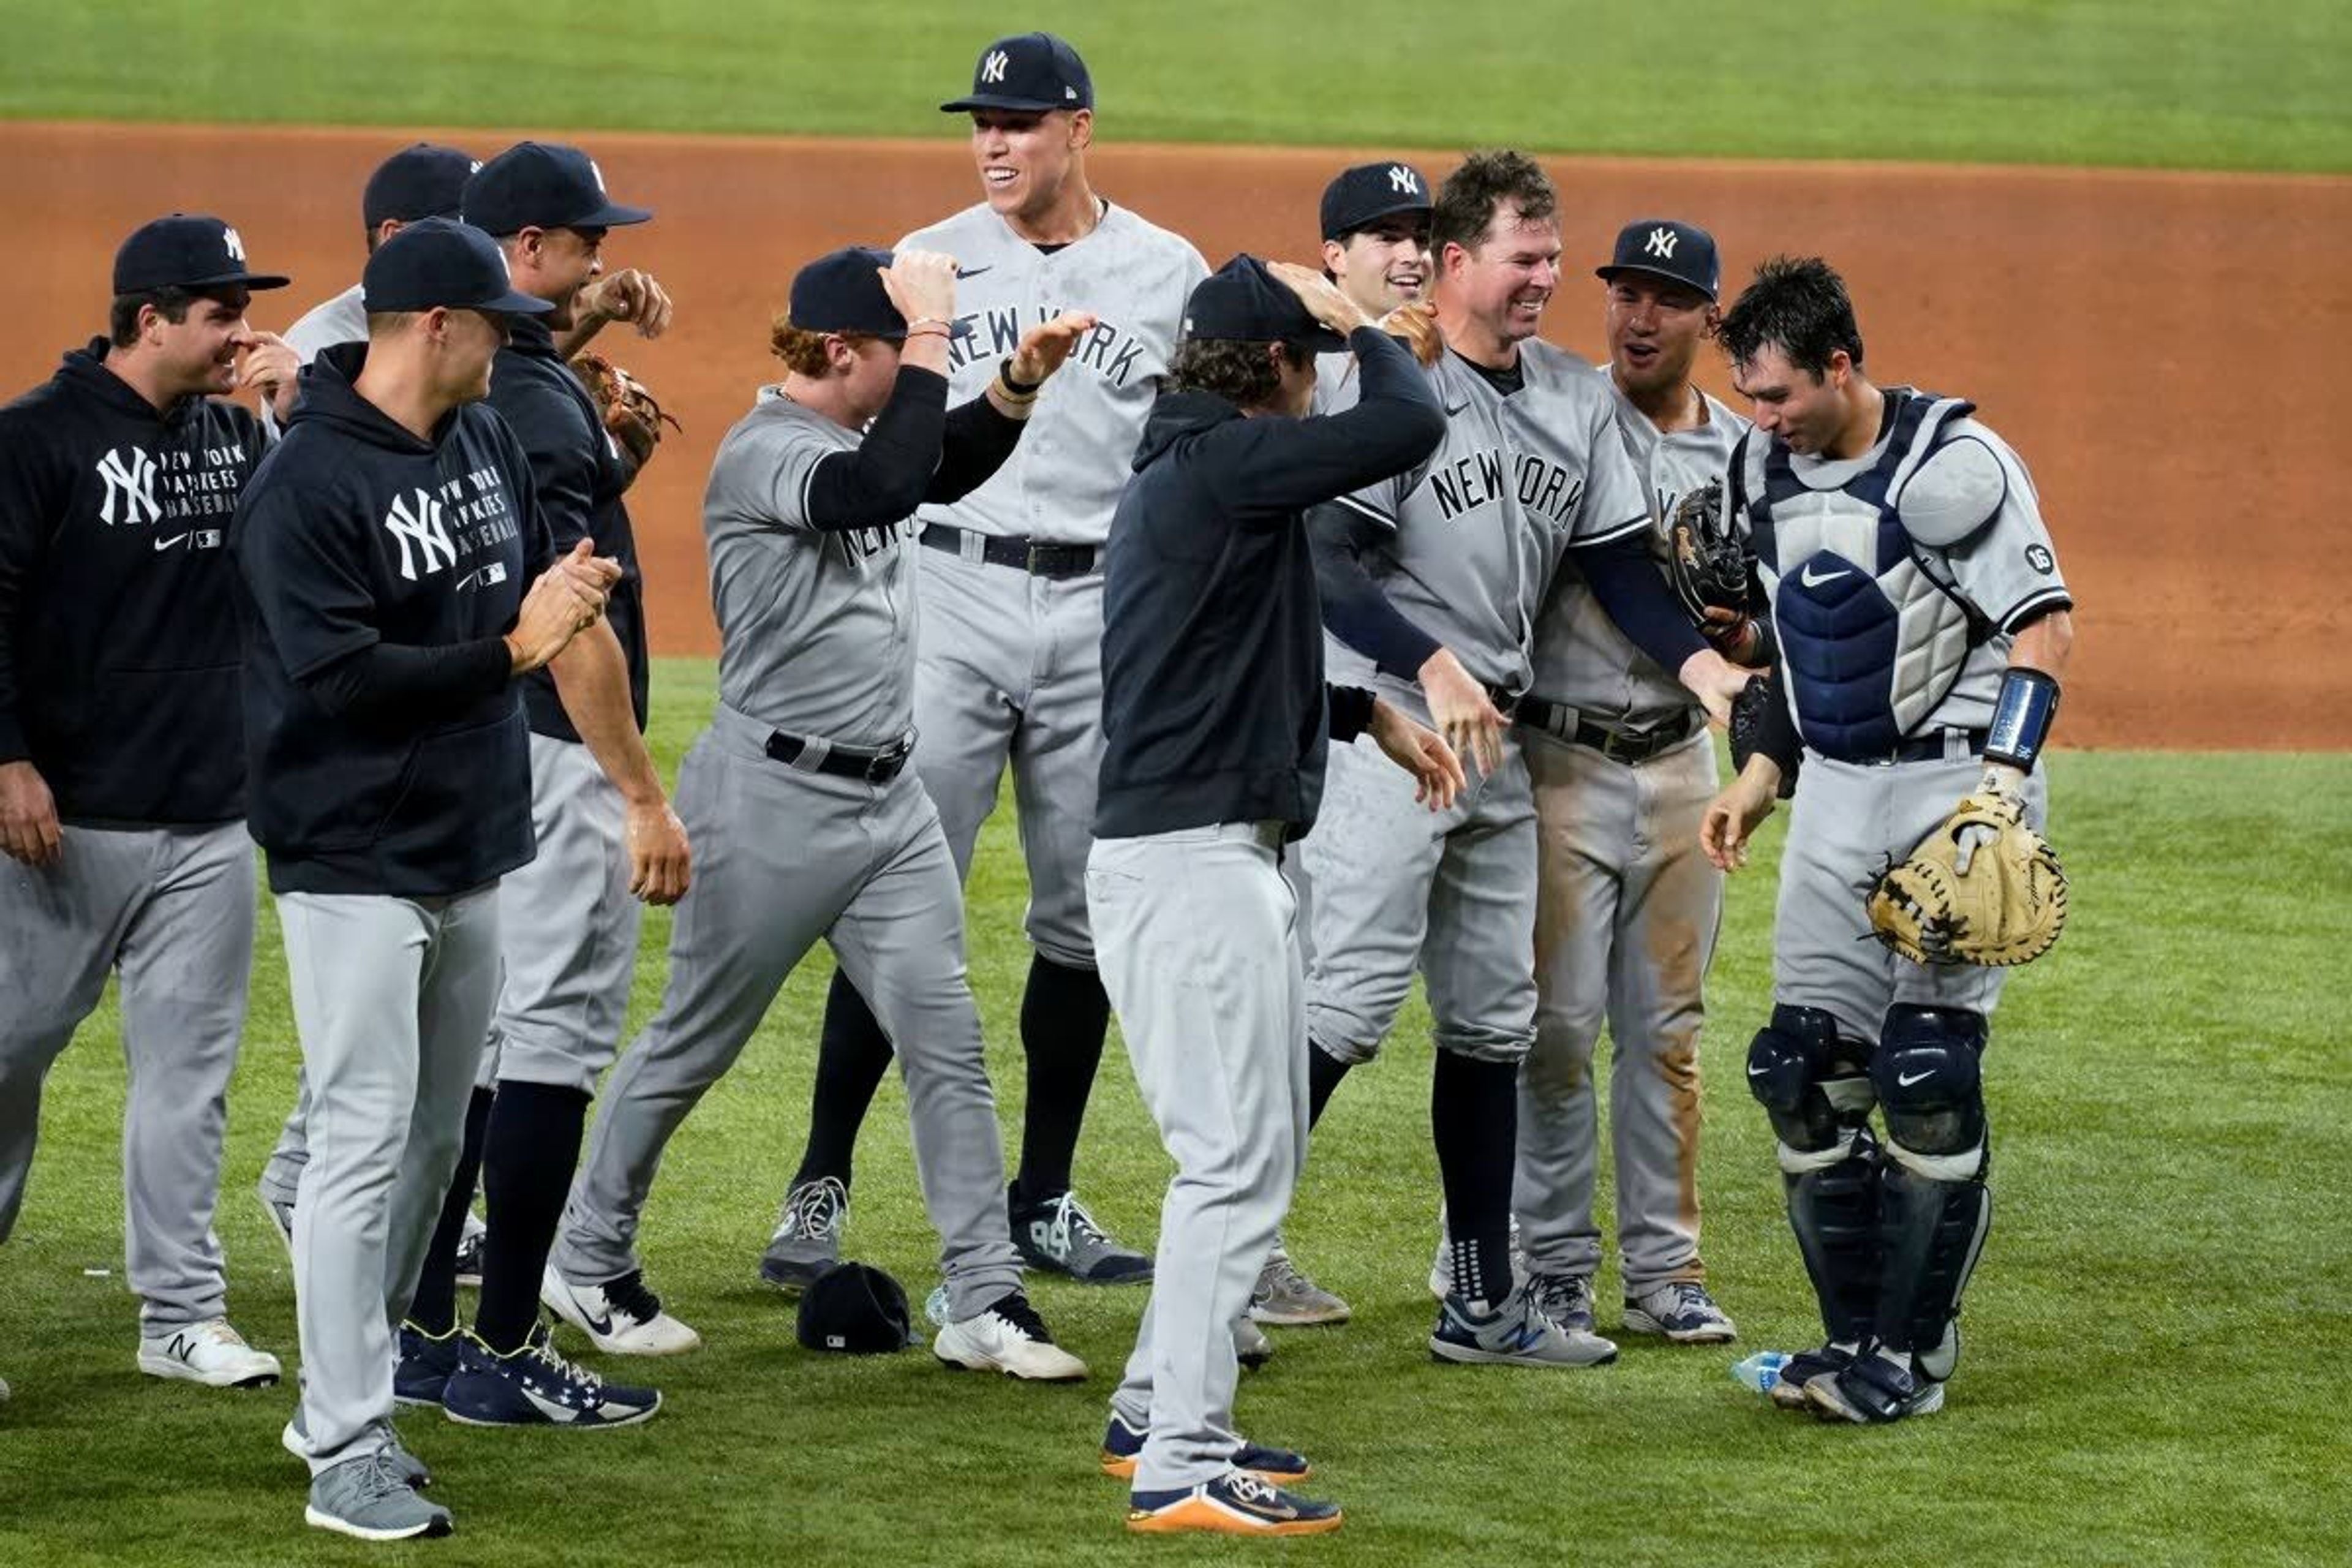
(525, 1336, 605, 1396)
(350, 1449, 417, 1503)
(1044, 1192, 1114, 1257)
(1664, 1283, 1713, 1316)
(986, 1291, 1056, 1343)
(603, 1271, 666, 1323)
(785, 1178, 846, 1240)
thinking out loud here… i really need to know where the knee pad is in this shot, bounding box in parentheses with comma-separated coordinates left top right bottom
(1747, 1005, 1861, 1153)
(1875, 1005, 1987, 1173)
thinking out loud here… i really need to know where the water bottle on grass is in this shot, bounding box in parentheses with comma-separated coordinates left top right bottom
(1730, 1351, 1790, 1395)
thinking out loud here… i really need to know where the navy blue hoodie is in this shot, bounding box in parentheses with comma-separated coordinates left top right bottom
(0, 340, 269, 825)
(1096, 326, 1444, 840)
(232, 342, 554, 897)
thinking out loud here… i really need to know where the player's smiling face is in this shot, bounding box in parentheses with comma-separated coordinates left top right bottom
(971, 109, 1091, 223)
(1732, 343, 1847, 455)
(1326, 215, 1432, 316)
(1605, 274, 1714, 397)
(1448, 205, 1561, 345)
(146, 288, 253, 398)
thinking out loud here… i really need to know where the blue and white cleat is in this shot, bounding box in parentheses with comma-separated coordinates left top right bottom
(1430, 1283, 1617, 1368)
(1099, 1411, 1308, 1483)
(441, 1325, 660, 1429)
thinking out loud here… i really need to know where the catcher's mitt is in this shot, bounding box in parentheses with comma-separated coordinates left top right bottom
(569, 352, 681, 482)
(1665, 478, 1754, 625)
(1867, 791, 2067, 967)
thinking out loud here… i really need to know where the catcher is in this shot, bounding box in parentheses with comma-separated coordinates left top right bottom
(1699, 257, 2075, 1426)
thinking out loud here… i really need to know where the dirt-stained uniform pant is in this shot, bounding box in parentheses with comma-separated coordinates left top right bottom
(1091, 823, 1308, 1491)
(277, 885, 499, 1474)
(554, 703, 1022, 1317)
(1515, 728, 1721, 1291)
(0, 821, 254, 1333)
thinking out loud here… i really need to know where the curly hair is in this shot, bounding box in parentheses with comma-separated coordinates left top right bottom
(1167, 338, 1312, 408)
(769, 314, 876, 378)
(1718, 255, 1865, 377)
(1431, 149, 1557, 258)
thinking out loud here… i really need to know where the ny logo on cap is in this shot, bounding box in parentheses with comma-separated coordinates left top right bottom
(590, 159, 609, 194)
(222, 227, 247, 262)
(1645, 227, 1679, 260)
(1389, 165, 1419, 195)
(981, 50, 1009, 83)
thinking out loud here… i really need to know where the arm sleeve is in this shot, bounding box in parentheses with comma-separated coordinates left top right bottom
(0, 422, 55, 762)
(800, 367, 950, 533)
(234, 486, 387, 683)
(296, 637, 513, 720)
(1575, 528, 1709, 671)
(1754, 645, 1803, 775)
(1214, 329, 1446, 519)
(927, 386, 1026, 503)
(1308, 500, 1444, 678)
(1326, 682, 1376, 744)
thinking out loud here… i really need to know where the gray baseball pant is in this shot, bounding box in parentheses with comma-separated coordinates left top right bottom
(278, 884, 500, 1474)
(554, 704, 1022, 1317)
(0, 821, 254, 1332)
(1091, 824, 1307, 1491)
(1514, 728, 1721, 1289)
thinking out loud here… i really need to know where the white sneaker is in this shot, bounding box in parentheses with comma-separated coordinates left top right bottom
(138, 1317, 282, 1388)
(932, 1291, 1087, 1382)
(540, 1265, 703, 1356)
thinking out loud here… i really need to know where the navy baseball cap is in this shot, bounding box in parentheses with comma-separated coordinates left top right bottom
(1596, 218, 1721, 300)
(361, 218, 553, 315)
(363, 143, 477, 229)
(1320, 161, 1433, 243)
(941, 32, 1093, 113)
(788, 246, 973, 341)
(1181, 254, 1348, 350)
(113, 214, 290, 295)
(462, 141, 652, 235)
(795, 1262, 912, 1354)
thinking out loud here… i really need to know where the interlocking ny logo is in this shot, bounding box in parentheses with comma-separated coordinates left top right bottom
(1645, 227, 1679, 260)
(590, 159, 609, 194)
(981, 49, 1009, 83)
(382, 488, 457, 581)
(1389, 165, 1419, 195)
(222, 227, 246, 263)
(95, 446, 162, 526)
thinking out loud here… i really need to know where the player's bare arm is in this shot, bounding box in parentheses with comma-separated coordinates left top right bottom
(0, 758, 61, 867)
(548, 618, 692, 905)
(1417, 647, 1508, 776)
(558, 268, 674, 357)
(990, 309, 1099, 418)
(1700, 756, 1782, 873)
(1365, 697, 1466, 811)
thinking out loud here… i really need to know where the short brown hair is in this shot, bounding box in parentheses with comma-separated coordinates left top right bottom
(769, 315, 875, 378)
(1431, 149, 1556, 258)
(107, 286, 200, 349)
(1167, 339, 1311, 409)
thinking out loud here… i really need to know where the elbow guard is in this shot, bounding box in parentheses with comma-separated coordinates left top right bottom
(1983, 667, 2060, 772)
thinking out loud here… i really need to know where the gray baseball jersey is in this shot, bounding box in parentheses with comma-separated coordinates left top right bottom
(260, 284, 366, 439)
(1513, 380, 1750, 1294)
(904, 201, 1207, 546)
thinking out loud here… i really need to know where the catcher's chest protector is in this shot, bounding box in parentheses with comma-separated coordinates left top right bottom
(1744, 391, 1979, 759)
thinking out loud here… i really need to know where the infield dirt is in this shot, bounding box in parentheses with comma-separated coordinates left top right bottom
(10, 121, 2345, 749)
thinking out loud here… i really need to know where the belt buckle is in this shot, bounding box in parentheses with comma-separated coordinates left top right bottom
(1025, 541, 1049, 575)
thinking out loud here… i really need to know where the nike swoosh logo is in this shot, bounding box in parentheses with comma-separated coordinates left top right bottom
(955, 266, 993, 279)
(1896, 1069, 1934, 1088)
(522, 1387, 584, 1422)
(1746, 1065, 1770, 1077)
(154, 532, 189, 551)
(1800, 560, 1852, 587)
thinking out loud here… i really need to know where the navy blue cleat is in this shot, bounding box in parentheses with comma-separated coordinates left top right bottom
(1098, 1411, 1308, 1483)
(393, 1322, 462, 1409)
(440, 1325, 660, 1429)
(1128, 1471, 1341, 1536)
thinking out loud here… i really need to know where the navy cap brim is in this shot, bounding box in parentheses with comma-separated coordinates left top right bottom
(571, 201, 652, 228)
(174, 269, 293, 292)
(475, 288, 557, 316)
(1595, 262, 1716, 300)
(940, 93, 1071, 113)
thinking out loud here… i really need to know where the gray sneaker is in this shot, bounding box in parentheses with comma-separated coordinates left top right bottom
(1008, 1188, 1151, 1284)
(760, 1177, 848, 1293)
(1525, 1271, 1599, 1335)
(1250, 1254, 1351, 1327)
(1431, 1282, 1618, 1368)
(1623, 1281, 1738, 1344)
(305, 1450, 452, 1541)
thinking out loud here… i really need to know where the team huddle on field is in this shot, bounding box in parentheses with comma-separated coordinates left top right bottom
(0, 28, 2075, 1543)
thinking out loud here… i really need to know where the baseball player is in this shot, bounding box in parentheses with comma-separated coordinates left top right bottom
(1093, 254, 1454, 1536)
(372, 141, 692, 1426)
(1700, 255, 2075, 1423)
(549, 247, 1097, 1382)
(1, 214, 296, 1398)
(1506, 219, 1750, 1348)
(232, 217, 622, 1538)
(1295, 151, 1751, 1367)
(760, 31, 1208, 1293)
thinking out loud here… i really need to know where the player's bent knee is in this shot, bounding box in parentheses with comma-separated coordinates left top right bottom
(1432, 1025, 1533, 1066)
(1875, 1005, 1986, 1165)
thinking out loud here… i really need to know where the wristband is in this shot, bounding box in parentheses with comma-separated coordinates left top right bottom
(999, 360, 1041, 395)
(1983, 666, 2060, 772)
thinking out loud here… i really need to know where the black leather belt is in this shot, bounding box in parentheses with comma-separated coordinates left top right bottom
(920, 522, 1100, 579)
(1874, 728, 1990, 766)
(1517, 699, 1699, 764)
(764, 729, 913, 783)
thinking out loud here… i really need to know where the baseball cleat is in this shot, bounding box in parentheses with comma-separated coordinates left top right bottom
(1232, 1314, 1275, 1370)
(759, 1175, 848, 1294)
(1100, 1411, 1310, 1484)
(1127, 1471, 1341, 1536)
(1430, 1284, 1618, 1368)
(540, 1265, 703, 1356)
(441, 1325, 661, 1429)
(1805, 1351, 1945, 1424)
(137, 1317, 281, 1389)
(933, 1289, 1087, 1381)
(256, 1185, 296, 1259)
(1624, 1281, 1738, 1344)
(1526, 1272, 1600, 1335)
(453, 1212, 488, 1291)
(1250, 1251, 1351, 1326)
(394, 1321, 463, 1409)
(304, 1450, 452, 1542)
(1008, 1186, 1152, 1284)
(1769, 1344, 1858, 1411)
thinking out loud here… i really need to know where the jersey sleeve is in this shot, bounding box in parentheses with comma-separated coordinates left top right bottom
(1565, 386, 1651, 548)
(491, 375, 597, 556)
(1923, 421, 2072, 631)
(0, 412, 61, 761)
(714, 420, 832, 535)
(496, 420, 558, 577)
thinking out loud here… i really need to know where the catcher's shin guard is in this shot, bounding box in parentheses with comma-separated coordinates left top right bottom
(1871, 1005, 1991, 1374)
(1751, 1006, 1882, 1344)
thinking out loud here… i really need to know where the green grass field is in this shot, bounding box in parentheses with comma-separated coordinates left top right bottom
(2, 662, 2346, 1567)
(2, 0, 2348, 171)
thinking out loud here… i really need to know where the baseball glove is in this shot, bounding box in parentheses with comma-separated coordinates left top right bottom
(569, 352, 681, 483)
(1665, 478, 1754, 626)
(1867, 791, 2067, 967)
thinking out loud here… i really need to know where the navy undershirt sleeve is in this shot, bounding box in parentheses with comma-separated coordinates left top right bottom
(1575, 529, 1708, 673)
(801, 367, 951, 533)
(1307, 502, 1442, 679)
(298, 638, 512, 722)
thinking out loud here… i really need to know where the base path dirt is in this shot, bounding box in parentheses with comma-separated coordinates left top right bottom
(9, 121, 2346, 750)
